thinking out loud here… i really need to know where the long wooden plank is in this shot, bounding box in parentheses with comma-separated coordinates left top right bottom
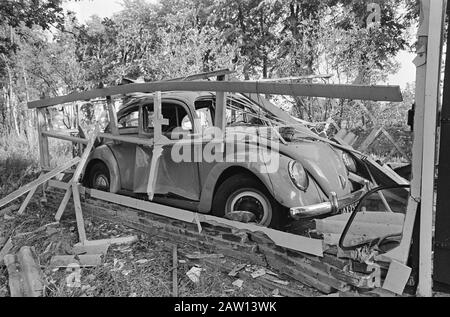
(55, 187, 72, 222)
(99, 133, 154, 147)
(88, 189, 324, 257)
(0, 157, 80, 209)
(106, 97, 119, 136)
(17, 186, 37, 215)
(28, 82, 403, 109)
(172, 245, 178, 297)
(72, 132, 98, 183)
(36, 109, 50, 168)
(55, 132, 97, 221)
(418, 0, 446, 297)
(72, 184, 87, 243)
(378, 0, 429, 283)
(381, 129, 409, 159)
(42, 131, 89, 145)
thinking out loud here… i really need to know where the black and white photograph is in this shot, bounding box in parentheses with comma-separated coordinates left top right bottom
(0, 0, 449, 304)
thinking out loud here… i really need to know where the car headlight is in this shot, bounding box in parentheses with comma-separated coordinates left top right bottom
(288, 161, 309, 191)
(342, 152, 357, 174)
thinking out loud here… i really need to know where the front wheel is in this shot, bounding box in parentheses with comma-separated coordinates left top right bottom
(212, 174, 284, 229)
(87, 162, 111, 192)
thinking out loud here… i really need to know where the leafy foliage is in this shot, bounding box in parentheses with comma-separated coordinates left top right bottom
(0, 0, 418, 141)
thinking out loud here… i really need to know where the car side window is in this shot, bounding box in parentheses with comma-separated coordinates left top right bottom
(118, 109, 139, 128)
(144, 103, 191, 134)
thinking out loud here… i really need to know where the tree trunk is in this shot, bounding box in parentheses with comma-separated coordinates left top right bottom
(1, 53, 20, 136)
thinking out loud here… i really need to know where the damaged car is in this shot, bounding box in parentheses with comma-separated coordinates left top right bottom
(82, 91, 408, 229)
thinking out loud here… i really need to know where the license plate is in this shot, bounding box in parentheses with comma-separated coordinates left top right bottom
(339, 202, 358, 214)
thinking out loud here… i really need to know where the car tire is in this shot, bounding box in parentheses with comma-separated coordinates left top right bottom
(87, 162, 111, 192)
(212, 174, 284, 229)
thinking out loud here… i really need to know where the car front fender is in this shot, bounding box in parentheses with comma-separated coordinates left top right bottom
(197, 155, 327, 213)
(198, 162, 277, 214)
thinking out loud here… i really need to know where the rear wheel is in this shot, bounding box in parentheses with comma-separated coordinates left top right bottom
(212, 174, 284, 229)
(87, 162, 110, 192)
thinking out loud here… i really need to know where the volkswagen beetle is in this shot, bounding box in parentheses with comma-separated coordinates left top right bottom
(82, 91, 404, 229)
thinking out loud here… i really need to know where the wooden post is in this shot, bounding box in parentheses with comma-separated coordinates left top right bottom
(55, 130, 98, 222)
(36, 108, 50, 169)
(172, 244, 178, 297)
(434, 1, 450, 289)
(418, 0, 446, 297)
(147, 91, 168, 200)
(106, 96, 119, 136)
(380, 0, 446, 297)
(215, 75, 228, 132)
(72, 183, 87, 244)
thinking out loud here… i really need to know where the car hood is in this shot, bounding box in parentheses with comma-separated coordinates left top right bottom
(278, 140, 351, 197)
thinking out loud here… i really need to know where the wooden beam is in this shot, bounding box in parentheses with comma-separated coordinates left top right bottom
(146, 146, 163, 201)
(378, 0, 432, 292)
(42, 131, 89, 145)
(0, 157, 80, 209)
(99, 133, 154, 147)
(55, 131, 98, 222)
(88, 189, 324, 257)
(418, 0, 446, 297)
(172, 244, 178, 297)
(381, 129, 410, 159)
(215, 78, 227, 131)
(17, 186, 37, 215)
(72, 184, 87, 243)
(36, 109, 50, 168)
(28, 82, 403, 109)
(106, 96, 119, 136)
(55, 188, 72, 222)
(358, 127, 383, 152)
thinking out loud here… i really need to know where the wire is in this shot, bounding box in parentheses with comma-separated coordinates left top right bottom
(338, 184, 411, 252)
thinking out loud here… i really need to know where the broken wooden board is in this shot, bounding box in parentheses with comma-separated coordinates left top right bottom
(382, 260, 412, 295)
(315, 212, 405, 239)
(0, 238, 13, 266)
(50, 254, 102, 268)
(88, 188, 324, 257)
(72, 243, 109, 256)
(0, 157, 80, 209)
(77, 235, 138, 248)
(5, 247, 44, 297)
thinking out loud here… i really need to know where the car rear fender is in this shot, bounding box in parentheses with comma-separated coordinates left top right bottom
(85, 145, 121, 193)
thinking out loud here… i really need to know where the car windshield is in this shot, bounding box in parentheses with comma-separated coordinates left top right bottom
(195, 94, 277, 129)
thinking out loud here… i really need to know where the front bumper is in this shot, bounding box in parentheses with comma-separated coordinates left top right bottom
(290, 188, 367, 219)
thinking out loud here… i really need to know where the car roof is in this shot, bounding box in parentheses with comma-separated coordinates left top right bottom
(118, 91, 216, 116)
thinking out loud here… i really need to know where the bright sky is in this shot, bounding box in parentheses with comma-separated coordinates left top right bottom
(63, 0, 125, 23)
(64, 0, 416, 89)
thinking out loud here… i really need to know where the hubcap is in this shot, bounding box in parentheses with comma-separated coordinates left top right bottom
(94, 174, 109, 190)
(227, 191, 271, 225)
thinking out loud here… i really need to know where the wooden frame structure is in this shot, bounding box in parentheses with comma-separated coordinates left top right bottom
(13, 75, 404, 255)
(3, 20, 443, 295)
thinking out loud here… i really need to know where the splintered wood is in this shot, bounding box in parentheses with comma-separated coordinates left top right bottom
(4, 247, 44, 297)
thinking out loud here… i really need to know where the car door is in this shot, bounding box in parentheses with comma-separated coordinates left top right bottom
(107, 105, 140, 191)
(133, 99, 202, 201)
